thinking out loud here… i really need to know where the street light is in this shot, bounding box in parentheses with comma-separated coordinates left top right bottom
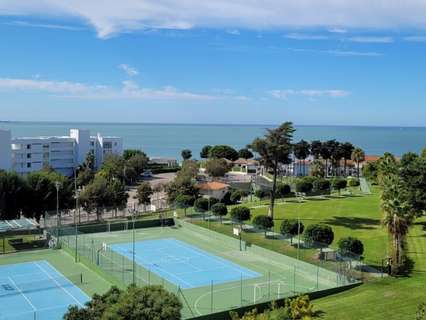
(55, 181, 61, 246)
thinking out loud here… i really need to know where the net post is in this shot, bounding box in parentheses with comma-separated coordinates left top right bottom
(80, 273, 83, 284)
(210, 280, 213, 313)
(316, 265, 319, 289)
(268, 271, 271, 300)
(293, 265, 296, 293)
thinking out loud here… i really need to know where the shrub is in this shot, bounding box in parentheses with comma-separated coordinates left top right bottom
(194, 197, 218, 212)
(205, 158, 230, 177)
(295, 180, 313, 193)
(211, 203, 228, 223)
(252, 215, 274, 237)
(280, 219, 305, 244)
(331, 178, 347, 194)
(230, 206, 251, 226)
(208, 145, 239, 161)
(276, 184, 291, 198)
(338, 236, 364, 257)
(230, 190, 243, 203)
(303, 224, 334, 248)
(347, 177, 360, 187)
(312, 178, 331, 193)
(255, 189, 267, 199)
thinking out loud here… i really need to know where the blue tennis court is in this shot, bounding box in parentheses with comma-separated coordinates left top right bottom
(0, 261, 89, 320)
(110, 238, 260, 289)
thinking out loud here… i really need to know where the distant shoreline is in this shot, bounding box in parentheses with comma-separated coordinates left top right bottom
(1, 120, 425, 129)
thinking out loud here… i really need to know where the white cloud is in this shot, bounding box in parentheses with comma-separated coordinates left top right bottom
(226, 29, 240, 35)
(287, 48, 382, 57)
(0, 77, 246, 101)
(1, 1, 426, 38)
(404, 35, 426, 42)
(348, 36, 393, 43)
(118, 64, 139, 77)
(285, 33, 328, 40)
(328, 28, 347, 34)
(269, 89, 350, 100)
(5, 20, 83, 31)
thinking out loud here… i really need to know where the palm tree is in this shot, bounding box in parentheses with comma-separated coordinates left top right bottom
(381, 189, 414, 272)
(251, 122, 295, 219)
(341, 142, 355, 176)
(351, 148, 365, 179)
(320, 140, 334, 177)
(310, 140, 322, 160)
(293, 140, 310, 176)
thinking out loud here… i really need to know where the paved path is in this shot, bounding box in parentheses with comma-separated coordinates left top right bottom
(359, 177, 372, 194)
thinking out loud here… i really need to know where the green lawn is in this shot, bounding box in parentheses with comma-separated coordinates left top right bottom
(192, 187, 426, 319)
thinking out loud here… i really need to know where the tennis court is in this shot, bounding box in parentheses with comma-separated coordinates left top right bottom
(110, 238, 260, 289)
(57, 219, 358, 318)
(0, 260, 89, 320)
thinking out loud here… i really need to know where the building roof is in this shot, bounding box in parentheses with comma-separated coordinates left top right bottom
(364, 155, 380, 162)
(0, 218, 39, 234)
(198, 181, 230, 191)
(233, 158, 259, 165)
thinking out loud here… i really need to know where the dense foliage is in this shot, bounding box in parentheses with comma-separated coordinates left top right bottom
(64, 285, 182, 320)
(338, 236, 364, 256)
(208, 145, 239, 161)
(280, 219, 304, 244)
(252, 215, 274, 237)
(303, 224, 334, 248)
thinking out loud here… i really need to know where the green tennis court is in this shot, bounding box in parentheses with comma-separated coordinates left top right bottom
(57, 219, 355, 318)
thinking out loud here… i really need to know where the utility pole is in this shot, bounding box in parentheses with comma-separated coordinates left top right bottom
(55, 181, 61, 246)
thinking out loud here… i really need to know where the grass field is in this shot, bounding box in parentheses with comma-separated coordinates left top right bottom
(192, 186, 426, 319)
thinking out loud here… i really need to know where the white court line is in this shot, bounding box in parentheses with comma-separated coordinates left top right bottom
(169, 239, 258, 278)
(110, 244, 194, 288)
(8, 277, 37, 312)
(34, 262, 84, 308)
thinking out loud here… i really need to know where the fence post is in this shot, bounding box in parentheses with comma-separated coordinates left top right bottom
(268, 271, 271, 300)
(240, 275, 243, 306)
(293, 265, 296, 293)
(210, 281, 214, 313)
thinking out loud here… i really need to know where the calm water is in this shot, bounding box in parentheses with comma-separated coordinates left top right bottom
(0, 122, 425, 159)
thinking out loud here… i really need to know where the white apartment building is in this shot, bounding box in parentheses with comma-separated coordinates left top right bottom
(0, 129, 122, 176)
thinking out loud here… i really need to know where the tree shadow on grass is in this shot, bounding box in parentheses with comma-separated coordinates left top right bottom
(323, 216, 380, 230)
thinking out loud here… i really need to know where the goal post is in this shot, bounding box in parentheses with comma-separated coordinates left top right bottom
(253, 280, 287, 303)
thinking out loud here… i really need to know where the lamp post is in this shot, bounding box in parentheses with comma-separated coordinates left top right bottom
(55, 181, 61, 245)
(132, 208, 136, 285)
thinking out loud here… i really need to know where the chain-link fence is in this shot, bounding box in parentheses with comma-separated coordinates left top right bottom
(45, 212, 362, 319)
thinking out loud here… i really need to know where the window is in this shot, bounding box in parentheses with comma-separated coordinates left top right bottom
(103, 142, 112, 149)
(26, 144, 31, 150)
(27, 163, 31, 168)
(114, 142, 117, 146)
(90, 141, 95, 146)
(27, 153, 31, 159)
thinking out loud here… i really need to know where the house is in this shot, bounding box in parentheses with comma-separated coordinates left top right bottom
(149, 157, 178, 168)
(197, 181, 230, 200)
(232, 158, 259, 174)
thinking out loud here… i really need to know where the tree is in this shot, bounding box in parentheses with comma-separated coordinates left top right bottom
(253, 215, 274, 237)
(341, 142, 355, 176)
(127, 152, 149, 175)
(174, 194, 194, 216)
(25, 170, 73, 221)
(351, 148, 365, 179)
(338, 236, 364, 257)
(280, 219, 304, 244)
(0, 171, 28, 220)
(64, 285, 182, 320)
(194, 197, 218, 213)
(238, 148, 254, 159)
(136, 182, 153, 206)
(295, 179, 313, 194)
(200, 145, 212, 159)
(76, 167, 94, 187)
(166, 178, 198, 204)
(309, 159, 325, 178)
(211, 202, 228, 223)
(230, 206, 251, 229)
(230, 190, 243, 203)
(209, 145, 239, 161)
(205, 158, 230, 177)
(293, 140, 310, 176)
(310, 140, 322, 159)
(250, 122, 295, 218)
(303, 224, 334, 249)
(107, 179, 128, 215)
(327, 140, 342, 177)
(123, 149, 143, 160)
(276, 184, 291, 198)
(181, 149, 192, 161)
(312, 178, 330, 193)
(362, 162, 378, 184)
(320, 141, 333, 177)
(79, 176, 111, 220)
(331, 178, 347, 195)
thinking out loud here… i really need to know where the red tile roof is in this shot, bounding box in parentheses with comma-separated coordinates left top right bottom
(197, 181, 230, 191)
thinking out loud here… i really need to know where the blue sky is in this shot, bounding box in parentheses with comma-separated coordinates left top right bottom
(0, 1, 426, 126)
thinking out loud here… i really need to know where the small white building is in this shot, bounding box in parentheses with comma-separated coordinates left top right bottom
(197, 181, 230, 200)
(0, 129, 122, 176)
(149, 157, 178, 167)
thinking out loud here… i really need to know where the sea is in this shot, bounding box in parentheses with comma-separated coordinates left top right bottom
(0, 121, 425, 159)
